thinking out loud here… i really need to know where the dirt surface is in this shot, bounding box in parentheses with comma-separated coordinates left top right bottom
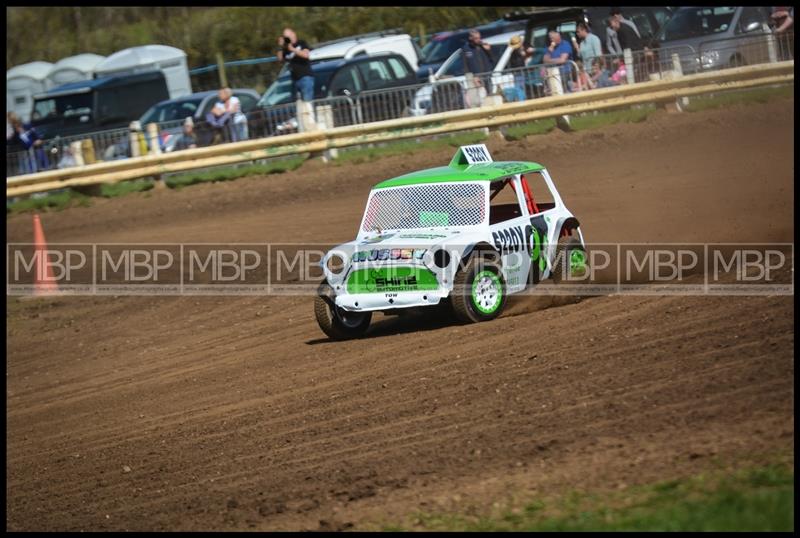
(6, 98, 795, 531)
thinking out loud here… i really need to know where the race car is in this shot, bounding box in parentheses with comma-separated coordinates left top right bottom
(314, 144, 587, 340)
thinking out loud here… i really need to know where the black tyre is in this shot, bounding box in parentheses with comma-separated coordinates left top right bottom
(551, 235, 587, 284)
(314, 282, 372, 340)
(450, 253, 507, 323)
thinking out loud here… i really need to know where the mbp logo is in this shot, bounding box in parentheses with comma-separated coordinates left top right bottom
(101, 249, 175, 281)
(186, 248, 262, 282)
(12, 248, 87, 282)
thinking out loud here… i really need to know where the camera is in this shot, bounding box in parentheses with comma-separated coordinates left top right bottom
(283, 36, 291, 45)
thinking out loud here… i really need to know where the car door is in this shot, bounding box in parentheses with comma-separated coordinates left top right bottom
(487, 176, 535, 294)
(354, 57, 403, 123)
(328, 63, 364, 125)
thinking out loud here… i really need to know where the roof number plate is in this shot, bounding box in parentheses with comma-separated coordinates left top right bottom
(458, 144, 493, 165)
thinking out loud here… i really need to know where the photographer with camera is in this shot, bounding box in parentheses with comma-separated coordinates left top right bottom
(276, 27, 314, 102)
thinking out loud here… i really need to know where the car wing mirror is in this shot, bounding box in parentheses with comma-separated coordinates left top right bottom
(744, 21, 761, 33)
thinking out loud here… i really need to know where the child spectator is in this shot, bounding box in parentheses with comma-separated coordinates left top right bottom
(173, 117, 198, 151)
(569, 60, 591, 91)
(610, 58, 627, 85)
(590, 57, 614, 88)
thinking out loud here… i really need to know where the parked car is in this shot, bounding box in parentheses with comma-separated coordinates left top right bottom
(249, 52, 418, 136)
(28, 71, 170, 140)
(102, 89, 260, 159)
(654, 6, 775, 74)
(416, 19, 527, 82)
(139, 89, 259, 151)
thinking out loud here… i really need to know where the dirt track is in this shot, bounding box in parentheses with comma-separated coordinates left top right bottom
(6, 98, 795, 531)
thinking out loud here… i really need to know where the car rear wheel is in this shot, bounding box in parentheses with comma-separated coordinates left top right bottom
(551, 235, 588, 284)
(451, 253, 506, 323)
(314, 281, 372, 340)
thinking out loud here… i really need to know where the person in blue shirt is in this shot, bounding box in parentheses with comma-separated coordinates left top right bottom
(543, 28, 575, 93)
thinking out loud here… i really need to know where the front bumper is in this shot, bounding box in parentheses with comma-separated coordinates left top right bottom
(335, 290, 447, 312)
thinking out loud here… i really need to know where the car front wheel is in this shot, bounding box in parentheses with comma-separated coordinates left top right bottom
(451, 253, 507, 323)
(314, 281, 372, 340)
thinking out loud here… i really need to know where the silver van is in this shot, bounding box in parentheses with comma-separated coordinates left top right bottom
(655, 6, 776, 74)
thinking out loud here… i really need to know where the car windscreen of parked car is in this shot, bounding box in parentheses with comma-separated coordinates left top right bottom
(659, 7, 737, 42)
(140, 98, 203, 124)
(421, 34, 465, 64)
(440, 44, 508, 77)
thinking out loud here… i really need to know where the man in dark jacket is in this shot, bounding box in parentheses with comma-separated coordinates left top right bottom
(608, 16, 643, 52)
(462, 29, 494, 75)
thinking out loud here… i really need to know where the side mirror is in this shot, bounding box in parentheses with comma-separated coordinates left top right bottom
(744, 21, 761, 33)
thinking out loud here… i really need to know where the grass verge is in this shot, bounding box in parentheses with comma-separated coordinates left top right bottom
(7, 157, 306, 215)
(379, 463, 794, 532)
(683, 84, 794, 113)
(333, 131, 487, 165)
(503, 119, 556, 141)
(6, 189, 90, 215)
(164, 157, 306, 189)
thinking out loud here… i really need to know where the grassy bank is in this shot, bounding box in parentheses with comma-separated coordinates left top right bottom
(378, 463, 794, 532)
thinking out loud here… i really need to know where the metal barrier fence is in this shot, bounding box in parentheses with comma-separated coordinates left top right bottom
(7, 32, 795, 179)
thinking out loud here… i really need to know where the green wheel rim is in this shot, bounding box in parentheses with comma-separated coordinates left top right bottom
(569, 249, 587, 275)
(471, 270, 503, 314)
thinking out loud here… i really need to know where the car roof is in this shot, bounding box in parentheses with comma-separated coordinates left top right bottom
(373, 161, 546, 189)
(483, 30, 525, 45)
(40, 71, 165, 97)
(150, 88, 258, 107)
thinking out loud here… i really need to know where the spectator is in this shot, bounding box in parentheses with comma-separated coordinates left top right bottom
(543, 28, 574, 92)
(771, 7, 794, 61)
(218, 87, 248, 141)
(608, 16, 643, 54)
(570, 60, 591, 91)
(609, 58, 628, 85)
(462, 29, 495, 75)
(205, 102, 231, 145)
(589, 57, 614, 88)
(8, 116, 47, 173)
(575, 21, 603, 74)
(7, 112, 19, 141)
(173, 117, 198, 151)
(505, 35, 528, 102)
(606, 7, 641, 55)
(276, 27, 314, 102)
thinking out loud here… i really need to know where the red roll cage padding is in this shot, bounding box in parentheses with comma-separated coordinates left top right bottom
(519, 175, 539, 215)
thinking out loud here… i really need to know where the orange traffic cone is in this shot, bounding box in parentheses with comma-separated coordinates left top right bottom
(33, 214, 59, 296)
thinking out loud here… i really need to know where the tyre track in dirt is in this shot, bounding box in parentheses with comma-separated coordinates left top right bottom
(6, 97, 794, 530)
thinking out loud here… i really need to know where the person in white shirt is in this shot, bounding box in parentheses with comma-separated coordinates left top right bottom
(217, 87, 248, 142)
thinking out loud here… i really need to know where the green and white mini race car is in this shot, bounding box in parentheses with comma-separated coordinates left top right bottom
(314, 144, 587, 340)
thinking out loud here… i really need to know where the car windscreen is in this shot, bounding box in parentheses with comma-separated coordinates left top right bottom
(441, 44, 507, 77)
(659, 7, 737, 41)
(140, 98, 204, 124)
(421, 35, 463, 64)
(32, 92, 93, 122)
(361, 183, 486, 231)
